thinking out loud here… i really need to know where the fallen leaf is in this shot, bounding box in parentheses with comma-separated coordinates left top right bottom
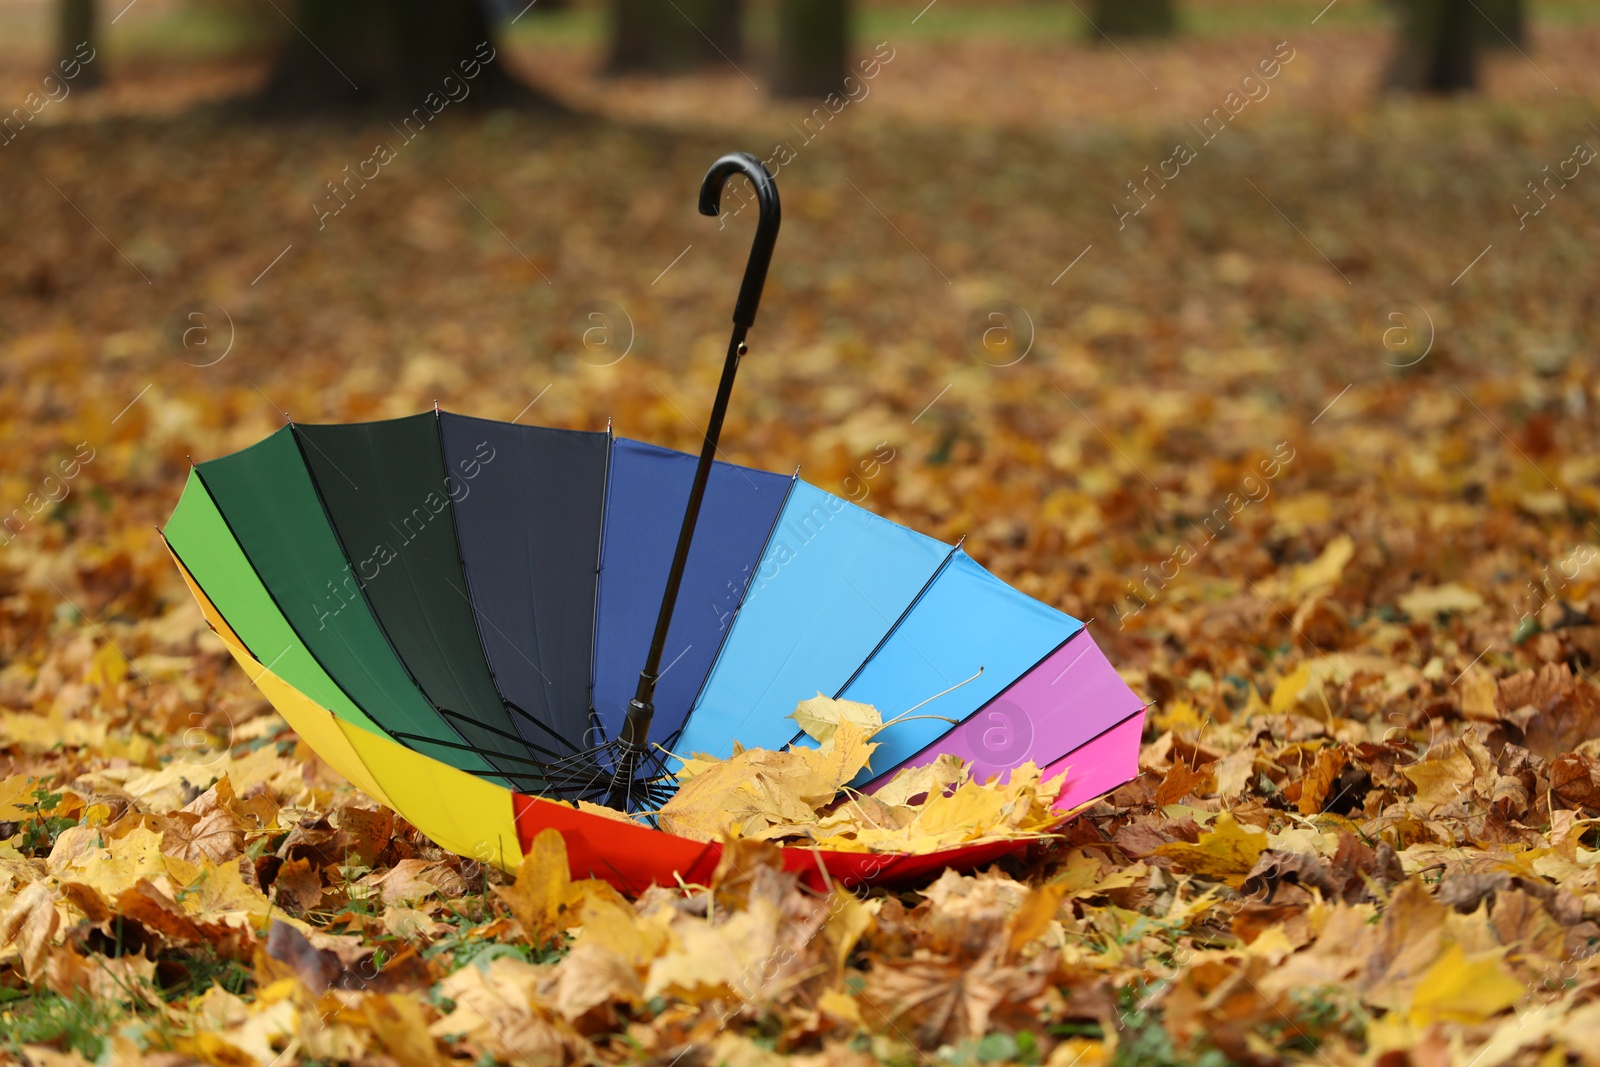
(1408, 943, 1523, 1026)
(0, 879, 60, 980)
(494, 828, 623, 946)
(1297, 746, 1349, 814)
(791, 692, 883, 744)
(1155, 759, 1213, 805)
(1285, 534, 1354, 601)
(272, 855, 324, 913)
(1399, 583, 1486, 619)
(1154, 813, 1268, 885)
(1403, 744, 1477, 808)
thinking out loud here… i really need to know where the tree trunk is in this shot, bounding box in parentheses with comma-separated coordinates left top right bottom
(772, 0, 849, 98)
(606, 0, 743, 76)
(58, 0, 102, 88)
(482, 0, 571, 16)
(259, 0, 550, 113)
(1385, 0, 1478, 93)
(1475, 0, 1525, 49)
(1088, 0, 1176, 39)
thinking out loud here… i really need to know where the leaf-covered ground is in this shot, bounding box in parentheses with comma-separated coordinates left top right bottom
(5, 2, 1600, 1064)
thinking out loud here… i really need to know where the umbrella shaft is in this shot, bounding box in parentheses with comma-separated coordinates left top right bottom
(616, 323, 749, 777)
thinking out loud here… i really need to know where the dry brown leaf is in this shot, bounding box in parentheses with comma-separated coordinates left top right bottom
(365, 857, 463, 906)
(1551, 752, 1600, 810)
(162, 806, 247, 865)
(1297, 746, 1349, 814)
(272, 855, 324, 913)
(0, 879, 60, 980)
(1154, 758, 1213, 805)
(431, 957, 585, 1062)
(1500, 664, 1600, 760)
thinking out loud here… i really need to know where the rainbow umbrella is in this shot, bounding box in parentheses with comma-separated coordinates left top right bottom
(161, 153, 1145, 891)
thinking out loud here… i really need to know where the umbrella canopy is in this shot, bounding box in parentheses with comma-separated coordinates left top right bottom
(160, 152, 1146, 890)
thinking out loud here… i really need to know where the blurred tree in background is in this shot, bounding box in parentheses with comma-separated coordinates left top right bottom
(57, 0, 101, 87)
(1090, 0, 1177, 38)
(258, 0, 544, 111)
(1477, 0, 1526, 47)
(605, 0, 743, 75)
(1385, 0, 1479, 92)
(772, 0, 849, 97)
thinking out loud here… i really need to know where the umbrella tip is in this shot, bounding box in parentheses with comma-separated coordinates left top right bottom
(792, 464, 801, 479)
(955, 533, 967, 549)
(606, 417, 613, 434)
(433, 399, 439, 414)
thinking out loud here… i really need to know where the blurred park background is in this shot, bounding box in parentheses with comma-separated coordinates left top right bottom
(3, 0, 1600, 751)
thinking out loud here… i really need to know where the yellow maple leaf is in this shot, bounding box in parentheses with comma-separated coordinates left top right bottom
(892, 763, 1063, 852)
(1006, 879, 1070, 957)
(817, 987, 864, 1025)
(903, 780, 1011, 846)
(1284, 534, 1353, 601)
(813, 720, 879, 785)
(54, 823, 200, 899)
(1458, 663, 1500, 720)
(0, 775, 46, 821)
(176, 1031, 258, 1067)
(657, 724, 877, 842)
(1153, 813, 1267, 883)
(1270, 662, 1314, 715)
(1408, 943, 1524, 1026)
(178, 855, 278, 928)
(494, 828, 625, 946)
(365, 993, 453, 1067)
(574, 892, 669, 969)
(1151, 699, 1204, 735)
(822, 888, 874, 975)
(660, 728, 1064, 852)
(1402, 745, 1476, 808)
(1055, 849, 1143, 897)
(86, 641, 130, 690)
(495, 827, 575, 945)
(870, 753, 966, 807)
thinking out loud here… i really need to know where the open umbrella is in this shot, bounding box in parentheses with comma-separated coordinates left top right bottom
(161, 152, 1146, 891)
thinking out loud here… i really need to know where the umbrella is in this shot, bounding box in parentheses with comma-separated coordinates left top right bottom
(161, 152, 1146, 891)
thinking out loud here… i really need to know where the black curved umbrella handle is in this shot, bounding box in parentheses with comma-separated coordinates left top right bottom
(699, 152, 782, 328)
(608, 152, 781, 809)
